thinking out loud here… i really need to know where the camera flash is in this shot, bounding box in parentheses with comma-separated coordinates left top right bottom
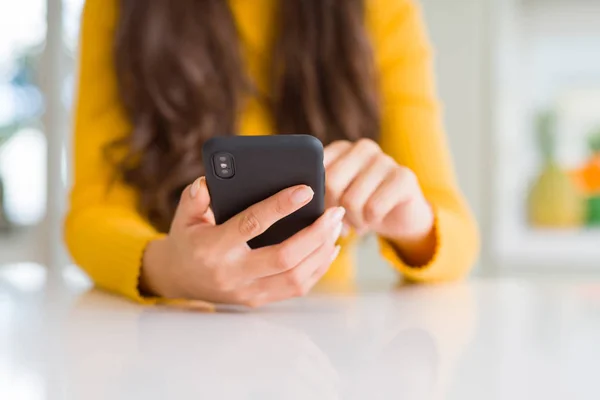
(213, 153, 234, 178)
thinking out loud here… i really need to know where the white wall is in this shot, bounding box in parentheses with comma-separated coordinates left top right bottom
(420, 0, 491, 272)
(419, 0, 488, 223)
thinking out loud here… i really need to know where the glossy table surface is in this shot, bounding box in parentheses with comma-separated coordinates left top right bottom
(1, 263, 600, 400)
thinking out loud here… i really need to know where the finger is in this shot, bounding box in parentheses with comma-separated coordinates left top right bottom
(220, 185, 314, 244)
(341, 223, 351, 238)
(304, 245, 342, 290)
(247, 206, 345, 279)
(247, 242, 341, 307)
(364, 168, 419, 225)
(203, 207, 216, 225)
(323, 140, 352, 168)
(326, 139, 381, 206)
(174, 177, 212, 229)
(340, 155, 395, 230)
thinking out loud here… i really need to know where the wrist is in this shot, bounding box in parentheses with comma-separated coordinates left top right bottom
(140, 237, 178, 298)
(386, 200, 436, 266)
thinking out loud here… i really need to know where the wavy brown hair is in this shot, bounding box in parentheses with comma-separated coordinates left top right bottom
(112, 0, 380, 232)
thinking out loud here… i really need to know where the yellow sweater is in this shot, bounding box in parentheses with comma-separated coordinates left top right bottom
(65, 0, 479, 304)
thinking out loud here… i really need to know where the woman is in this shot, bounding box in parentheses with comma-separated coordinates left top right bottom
(65, 0, 479, 307)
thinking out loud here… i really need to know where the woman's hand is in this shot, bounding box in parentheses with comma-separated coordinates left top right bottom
(141, 177, 345, 306)
(324, 139, 436, 265)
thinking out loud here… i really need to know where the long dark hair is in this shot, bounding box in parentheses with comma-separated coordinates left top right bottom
(112, 0, 380, 232)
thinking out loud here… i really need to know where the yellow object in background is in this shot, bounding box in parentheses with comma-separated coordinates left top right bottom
(527, 111, 585, 229)
(528, 164, 585, 228)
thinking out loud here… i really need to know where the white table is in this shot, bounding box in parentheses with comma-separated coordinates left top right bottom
(1, 263, 600, 400)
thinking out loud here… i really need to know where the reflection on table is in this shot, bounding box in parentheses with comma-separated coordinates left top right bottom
(1, 262, 480, 400)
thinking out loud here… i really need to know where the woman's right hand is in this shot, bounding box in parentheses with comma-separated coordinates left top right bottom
(141, 177, 345, 307)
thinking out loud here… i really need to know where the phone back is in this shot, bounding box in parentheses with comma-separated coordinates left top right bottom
(203, 135, 325, 249)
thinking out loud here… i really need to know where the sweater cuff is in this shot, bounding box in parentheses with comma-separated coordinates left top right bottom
(65, 210, 164, 304)
(116, 230, 165, 305)
(377, 205, 476, 283)
(66, 208, 216, 311)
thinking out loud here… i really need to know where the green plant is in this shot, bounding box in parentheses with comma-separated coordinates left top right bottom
(0, 45, 43, 229)
(527, 109, 585, 228)
(0, 122, 21, 148)
(0, 45, 42, 150)
(587, 126, 600, 155)
(536, 110, 558, 164)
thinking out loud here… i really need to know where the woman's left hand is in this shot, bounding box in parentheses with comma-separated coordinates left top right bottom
(324, 139, 435, 250)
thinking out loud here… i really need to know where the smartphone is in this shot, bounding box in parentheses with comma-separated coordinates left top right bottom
(203, 135, 325, 249)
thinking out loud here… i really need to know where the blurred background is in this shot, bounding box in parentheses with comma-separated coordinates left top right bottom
(1, 0, 600, 278)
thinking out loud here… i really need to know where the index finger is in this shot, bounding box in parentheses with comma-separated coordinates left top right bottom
(323, 141, 352, 168)
(219, 185, 315, 244)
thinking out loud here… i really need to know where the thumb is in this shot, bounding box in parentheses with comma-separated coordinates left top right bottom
(175, 177, 212, 227)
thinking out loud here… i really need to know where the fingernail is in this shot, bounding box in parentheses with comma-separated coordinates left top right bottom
(329, 207, 346, 222)
(190, 178, 202, 198)
(331, 245, 342, 262)
(291, 186, 314, 205)
(332, 222, 343, 241)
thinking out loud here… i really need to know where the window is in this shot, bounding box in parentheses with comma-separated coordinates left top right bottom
(0, 0, 84, 267)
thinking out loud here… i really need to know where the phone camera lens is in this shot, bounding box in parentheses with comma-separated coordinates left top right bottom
(213, 153, 235, 179)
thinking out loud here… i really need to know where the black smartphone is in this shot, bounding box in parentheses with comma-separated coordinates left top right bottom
(203, 135, 325, 249)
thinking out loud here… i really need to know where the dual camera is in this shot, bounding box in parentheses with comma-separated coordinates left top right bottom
(213, 153, 235, 179)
